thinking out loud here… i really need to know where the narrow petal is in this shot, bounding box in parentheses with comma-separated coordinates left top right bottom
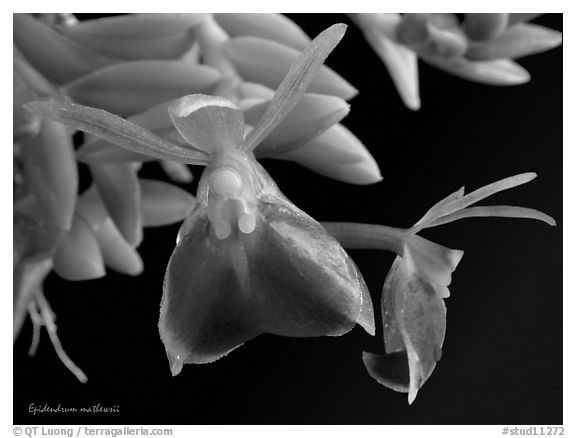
(25, 100, 210, 165)
(413, 186, 465, 230)
(20, 119, 78, 231)
(60, 13, 207, 60)
(223, 34, 356, 109)
(245, 94, 350, 156)
(64, 61, 221, 116)
(168, 94, 245, 154)
(423, 56, 530, 85)
(428, 205, 556, 228)
(90, 163, 142, 246)
(466, 24, 563, 61)
(433, 172, 537, 219)
(95, 218, 143, 276)
(54, 213, 106, 281)
(13, 13, 117, 84)
(357, 14, 420, 110)
(215, 13, 311, 50)
(463, 13, 509, 41)
(239, 25, 352, 152)
(140, 179, 196, 226)
(238, 81, 275, 100)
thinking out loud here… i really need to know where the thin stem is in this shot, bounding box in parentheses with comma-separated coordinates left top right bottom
(322, 222, 408, 255)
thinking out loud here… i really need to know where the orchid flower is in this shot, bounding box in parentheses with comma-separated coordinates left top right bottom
(25, 24, 375, 376)
(350, 13, 562, 110)
(326, 172, 555, 403)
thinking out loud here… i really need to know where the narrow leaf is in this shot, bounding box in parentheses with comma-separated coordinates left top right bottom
(60, 13, 206, 60)
(64, 61, 221, 116)
(423, 55, 530, 85)
(90, 163, 142, 246)
(53, 213, 105, 281)
(428, 205, 556, 228)
(223, 34, 357, 105)
(466, 24, 562, 61)
(140, 179, 196, 226)
(437, 172, 537, 218)
(244, 94, 350, 156)
(20, 119, 78, 231)
(215, 13, 311, 50)
(14, 13, 118, 84)
(95, 218, 144, 276)
(240, 24, 350, 152)
(24, 100, 210, 164)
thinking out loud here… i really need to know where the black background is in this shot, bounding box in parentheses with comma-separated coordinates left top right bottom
(14, 13, 562, 425)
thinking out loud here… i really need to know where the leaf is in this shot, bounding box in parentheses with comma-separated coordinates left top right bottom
(466, 24, 563, 61)
(94, 218, 143, 276)
(223, 34, 357, 106)
(19, 119, 78, 231)
(428, 205, 556, 228)
(168, 94, 245, 155)
(53, 213, 105, 281)
(64, 61, 221, 116)
(244, 94, 350, 156)
(140, 179, 196, 226)
(90, 163, 142, 246)
(463, 13, 509, 41)
(215, 13, 310, 50)
(60, 13, 207, 60)
(355, 13, 420, 110)
(239, 24, 351, 152)
(14, 13, 118, 84)
(422, 56, 530, 85)
(24, 100, 210, 164)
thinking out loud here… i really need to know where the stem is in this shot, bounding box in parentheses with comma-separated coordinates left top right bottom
(322, 222, 408, 256)
(193, 15, 242, 102)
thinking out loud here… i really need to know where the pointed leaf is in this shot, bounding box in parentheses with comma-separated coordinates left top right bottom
(90, 163, 142, 246)
(428, 205, 556, 228)
(160, 161, 194, 184)
(60, 13, 206, 60)
(238, 24, 351, 152)
(24, 100, 210, 164)
(245, 94, 350, 156)
(435, 172, 537, 219)
(168, 94, 245, 154)
(54, 213, 105, 281)
(466, 23, 563, 61)
(423, 56, 530, 85)
(223, 34, 357, 107)
(95, 217, 143, 276)
(13, 13, 118, 84)
(463, 13, 509, 41)
(20, 119, 78, 231)
(272, 123, 368, 165)
(279, 126, 382, 185)
(356, 14, 420, 110)
(507, 13, 544, 26)
(64, 61, 221, 116)
(140, 179, 196, 226)
(215, 13, 311, 50)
